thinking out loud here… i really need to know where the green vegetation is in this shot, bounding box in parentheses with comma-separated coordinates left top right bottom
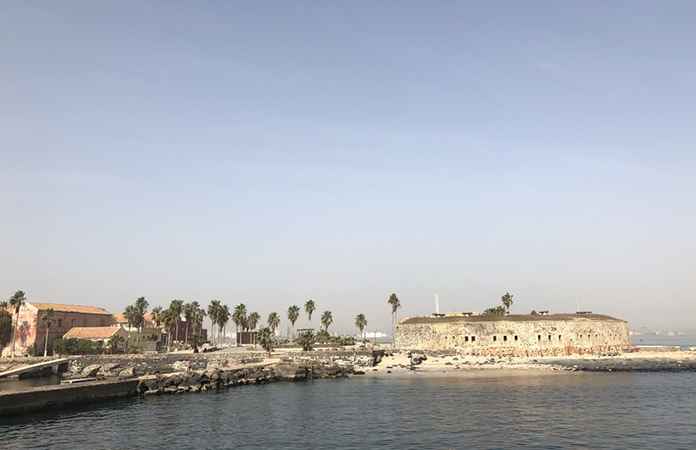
(107, 334, 125, 354)
(297, 330, 315, 351)
(321, 310, 333, 332)
(501, 292, 514, 314)
(483, 305, 506, 315)
(9, 290, 26, 358)
(52, 338, 100, 355)
(304, 299, 315, 328)
(388, 293, 401, 343)
(257, 327, 273, 355)
(267, 312, 280, 334)
(0, 300, 12, 348)
(40, 308, 55, 357)
(355, 314, 367, 341)
(287, 305, 300, 340)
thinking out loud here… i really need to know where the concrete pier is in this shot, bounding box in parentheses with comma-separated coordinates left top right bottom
(0, 378, 139, 417)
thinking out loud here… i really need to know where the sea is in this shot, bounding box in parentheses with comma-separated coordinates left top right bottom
(2, 370, 696, 449)
(2, 335, 695, 449)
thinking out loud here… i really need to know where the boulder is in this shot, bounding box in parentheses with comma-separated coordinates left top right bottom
(81, 364, 101, 378)
(274, 362, 308, 381)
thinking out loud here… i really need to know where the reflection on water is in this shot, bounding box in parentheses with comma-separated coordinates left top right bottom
(0, 374, 62, 391)
(1, 371, 696, 449)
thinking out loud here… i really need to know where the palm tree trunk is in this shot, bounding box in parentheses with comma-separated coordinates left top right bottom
(44, 325, 50, 357)
(11, 313, 19, 358)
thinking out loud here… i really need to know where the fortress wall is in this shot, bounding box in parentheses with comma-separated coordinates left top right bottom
(395, 318, 630, 355)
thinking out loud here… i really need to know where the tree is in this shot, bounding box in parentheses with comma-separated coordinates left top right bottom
(41, 308, 55, 357)
(316, 329, 331, 343)
(388, 293, 401, 344)
(208, 300, 221, 346)
(169, 299, 184, 344)
(483, 305, 506, 315)
(217, 303, 230, 346)
(297, 330, 315, 351)
(183, 301, 200, 346)
(501, 292, 514, 314)
(107, 334, 124, 354)
(247, 312, 260, 348)
(355, 314, 367, 342)
(151, 306, 163, 328)
(287, 305, 300, 341)
(257, 327, 274, 355)
(305, 299, 315, 328)
(0, 301, 12, 348)
(267, 312, 280, 335)
(134, 297, 149, 346)
(233, 303, 248, 346)
(123, 305, 139, 353)
(188, 333, 203, 348)
(8, 290, 26, 358)
(161, 308, 179, 352)
(320, 310, 333, 332)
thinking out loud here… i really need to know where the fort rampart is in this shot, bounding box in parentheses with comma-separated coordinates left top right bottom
(395, 314, 631, 356)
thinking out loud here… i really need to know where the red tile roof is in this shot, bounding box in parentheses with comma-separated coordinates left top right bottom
(63, 327, 119, 339)
(28, 302, 112, 315)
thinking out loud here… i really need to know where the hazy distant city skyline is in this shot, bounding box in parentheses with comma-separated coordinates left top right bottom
(2, 1, 695, 334)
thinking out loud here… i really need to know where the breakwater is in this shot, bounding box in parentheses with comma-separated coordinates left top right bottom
(0, 351, 375, 417)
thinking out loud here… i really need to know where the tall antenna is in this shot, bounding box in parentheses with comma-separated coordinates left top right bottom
(435, 294, 440, 315)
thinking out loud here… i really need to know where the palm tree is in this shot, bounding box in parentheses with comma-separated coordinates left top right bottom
(8, 290, 26, 358)
(257, 327, 274, 355)
(316, 329, 331, 344)
(355, 313, 367, 342)
(247, 312, 260, 348)
(208, 300, 221, 346)
(161, 308, 178, 352)
(151, 306, 163, 328)
(218, 304, 230, 346)
(131, 297, 149, 347)
(388, 293, 401, 344)
(169, 299, 184, 344)
(267, 312, 280, 335)
(305, 299, 316, 329)
(123, 305, 139, 353)
(194, 308, 206, 338)
(183, 301, 200, 346)
(320, 310, 333, 332)
(107, 334, 125, 354)
(297, 330, 315, 351)
(233, 304, 247, 346)
(40, 308, 55, 357)
(0, 301, 12, 349)
(287, 305, 300, 341)
(501, 292, 514, 314)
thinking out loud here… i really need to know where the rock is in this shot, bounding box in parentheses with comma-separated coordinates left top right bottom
(275, 362, 308, 381)
(81, 364, 101, 378)
(119, 367, 136, 378)
(353, 371, 365, 375)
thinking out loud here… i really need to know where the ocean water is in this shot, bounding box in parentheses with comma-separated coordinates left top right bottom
(2, 370, 696, 449)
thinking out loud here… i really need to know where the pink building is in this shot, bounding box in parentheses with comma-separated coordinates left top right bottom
(2, 302, 113, 357)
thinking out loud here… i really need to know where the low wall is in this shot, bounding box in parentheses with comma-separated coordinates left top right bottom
(0, 379, 139, 417)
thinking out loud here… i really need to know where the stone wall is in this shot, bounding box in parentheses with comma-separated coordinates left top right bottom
(395, 315, 631, 356)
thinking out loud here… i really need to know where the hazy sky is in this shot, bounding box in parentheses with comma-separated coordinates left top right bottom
(2, 1, 695, 335)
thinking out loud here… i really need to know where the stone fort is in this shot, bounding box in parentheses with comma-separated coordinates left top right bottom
(395, 313, 631, 356)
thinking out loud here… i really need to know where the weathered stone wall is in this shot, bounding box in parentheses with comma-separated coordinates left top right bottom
(395, 316, 631, 356)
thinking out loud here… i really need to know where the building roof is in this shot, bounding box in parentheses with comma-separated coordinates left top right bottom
(112, 312, 154, 324)
(398, 313, 626, 325)
(27, 302, 112, 316)
(63, 326, 119, 339)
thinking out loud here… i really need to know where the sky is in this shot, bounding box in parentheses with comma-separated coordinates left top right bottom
(1, 1, 695, 335)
